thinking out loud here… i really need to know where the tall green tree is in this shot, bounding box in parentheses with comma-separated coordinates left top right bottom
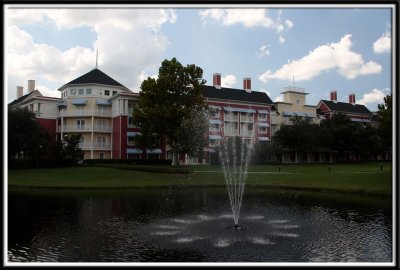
(8, 107, 50, 160)
(63, 134, 84, 163)
(377, 94, 392, 150)
(133, 57, 208, 163)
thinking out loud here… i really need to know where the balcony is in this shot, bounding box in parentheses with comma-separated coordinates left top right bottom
(58, 109, 112, 117)
(78, 143, 111, 150)
(224, 114, 239, 122)
(224, 129, 239, 136)
(93, 126, 112, 133)
(58, 125, 111, 132)
(240, 130, 254, 137)
(240, 115, 254, 123)
(59, 125, 91, 132)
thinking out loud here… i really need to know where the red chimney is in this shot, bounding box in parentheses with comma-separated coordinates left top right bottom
(213, 73, 221, 89)
(330, 90, 337, 102)
(349, 93, 356, 105)
(243, 77, 251, 93)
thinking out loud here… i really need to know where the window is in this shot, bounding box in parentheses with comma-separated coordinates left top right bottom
(104, 90, 110, 96)
(127, 153, 141, 159)
(128, 117, 136, 127)
(77, 119, 85, 130)
(113, 91, 117, 96)
(259, 113, 267, 119)
(209, 139, 220, 147)
(209, 123, 220, 131)
(259, 126, 267, 133)
(100, 153, 104, 159)
(128, 101, 135, 114)
(97, 136, 107, 147)
(86, 89, 92, 95)
(127, 136, 135, 145)
(79, 136, 85, 148)
(98, 90, 102, 95)
(71, 89, 76, 95)
(78, 89, 84, 95)
(37, 103, 41, 115)
(248, 123, 253, 130)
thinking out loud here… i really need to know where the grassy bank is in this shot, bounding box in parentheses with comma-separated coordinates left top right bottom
(7, 162, 392, 196)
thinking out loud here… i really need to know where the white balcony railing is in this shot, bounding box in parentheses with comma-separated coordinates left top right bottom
(58, 110, 112, 117)
(59, 125, 111, 132)
(224, 115, 239, 122)
(240, 116, 254, 123)
(93, 126, 112, 132)
(241, 130, 254, 136)
(78, 143, 111, 149)
(224, 129, 239, 136)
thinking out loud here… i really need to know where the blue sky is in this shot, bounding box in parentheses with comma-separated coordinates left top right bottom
(6, 5, 393, 111)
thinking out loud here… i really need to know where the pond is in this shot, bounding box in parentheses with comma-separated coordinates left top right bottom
(8, 186, 392, 263)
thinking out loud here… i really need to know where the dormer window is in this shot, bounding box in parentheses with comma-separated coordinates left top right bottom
(113, 91, 117, 96)
(78, 89, 84, 95)
(104, 90, 110, 96)
(71, 89, 76, 95)
(86, 89, 92, 95)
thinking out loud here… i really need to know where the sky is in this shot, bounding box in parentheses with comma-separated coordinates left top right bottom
(5, 4, 394, 111)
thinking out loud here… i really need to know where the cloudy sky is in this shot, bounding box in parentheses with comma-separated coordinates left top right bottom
(5, 4, 393, 111)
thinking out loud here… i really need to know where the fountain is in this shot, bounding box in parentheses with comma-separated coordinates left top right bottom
(219, 135, 254, 230)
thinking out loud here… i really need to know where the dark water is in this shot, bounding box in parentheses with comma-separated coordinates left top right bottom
(8, 186, 392, 263)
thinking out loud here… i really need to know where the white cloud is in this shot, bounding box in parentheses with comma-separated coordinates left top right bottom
(373, 31, 391, 54)
(221, 74, 237, 88)
(6, 9, 177, 101)
(259, 34, 382, 83)
(274, 95, 284, 102)
(285, 20, 293, 29)
(279, 36, 285, 43)
(255, 44, 270, 58)
(357, 88, 387, 106)
(199, 8, 293, 42)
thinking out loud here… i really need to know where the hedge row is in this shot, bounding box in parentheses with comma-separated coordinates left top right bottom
(8, 159, 77, 170)
(83, 158, 172, 166)
(94, 163, 192, 174)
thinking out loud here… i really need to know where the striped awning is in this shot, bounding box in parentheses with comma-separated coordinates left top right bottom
(126, 148, 143, 154)
(209, 135, 222, 140)
(350, 118, 364, 122)
(147, 149, 162, 154)
(258, 137, 270, 141)
(258, 110, 269, 114)
(209, 119, 222, 124)
(71, 99, 87, 105)
(127, 132, 141, 137)
(224, 107, 256, 113)
(282, 111, 295, 116)
(96, 99, 112, 105)
(304, 112, 316, 118)
(258, 122, 269, 127)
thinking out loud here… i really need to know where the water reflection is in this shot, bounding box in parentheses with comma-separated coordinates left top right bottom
(8, 187, 392, 262)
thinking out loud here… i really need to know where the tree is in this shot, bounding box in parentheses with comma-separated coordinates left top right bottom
(171, 108, 209, 161)
(319, 113, 357, 161)
(377, 94, 392, 150)
(8, 107, 50, 161)
(132, 57, 208, 164)
(63, 134, 84, 164)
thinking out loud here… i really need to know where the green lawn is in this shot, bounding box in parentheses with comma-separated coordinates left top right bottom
(8, 162, 392, 196)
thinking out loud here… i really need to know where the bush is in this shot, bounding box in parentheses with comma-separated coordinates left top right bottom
(83, 159, 172, 166)
(94, 163, 191, 174)
(8, 159, 77, 170)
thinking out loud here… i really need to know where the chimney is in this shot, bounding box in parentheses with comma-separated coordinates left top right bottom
(349, 93, 356, 105)
(330, 90, 337, 102)
(243, 77, 251, 93)
(213, 73, 221, 89)
(28, 80, 35, 93)
(16, 86, 24, 98)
